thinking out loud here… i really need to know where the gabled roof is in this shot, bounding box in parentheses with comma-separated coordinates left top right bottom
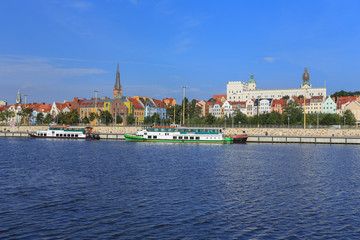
(213, 94, 226, 100)
(37, 104, 52, 113)
(128, 98, 144, 109)
(152, 98, 165, 108)
(271, 99, 287, 108)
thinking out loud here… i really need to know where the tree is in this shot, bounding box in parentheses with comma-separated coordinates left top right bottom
(99, 110, 112, 125)
(343, 110, 356, 125)
(282, 95, 290, 100)
(17, 108, 33, 124)
(233, 111, 248, 125)
(144, 116, 152, 125)
(36, 113, 44, 124)
(151, 113, 160, 125)
(89, 112, 97, 122)
(282, 101, 303, 125)
(82, 116, 90, 124)
(2, 110, 15, 124)
(43, 113, 54, 124)
(266, 112, 282, 125)
(297, 95, 304, 99)
(205, 114, 216, 125)
(116, 114, 123, 124)
(126, 115, 135, 125)
(331, 90, 360, 99)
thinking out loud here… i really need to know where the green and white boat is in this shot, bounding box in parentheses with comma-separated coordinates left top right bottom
(124, 126, 233, 144)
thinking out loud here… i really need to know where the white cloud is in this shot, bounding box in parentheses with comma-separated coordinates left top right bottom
(264, 57, 278, 63)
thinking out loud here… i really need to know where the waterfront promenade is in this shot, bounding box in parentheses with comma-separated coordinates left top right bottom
(1, 125, 360, 144)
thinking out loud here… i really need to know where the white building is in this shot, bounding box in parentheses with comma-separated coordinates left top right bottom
(227, 68, 326, 102)
(322, 96, 336, 114)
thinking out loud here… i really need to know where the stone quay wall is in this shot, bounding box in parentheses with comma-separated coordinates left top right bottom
(1, 125, 359, 138)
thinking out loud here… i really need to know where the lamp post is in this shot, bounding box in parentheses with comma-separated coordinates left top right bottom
(288, 115, 290, 128)
(94, 90, 98, 125)
(239, 121, 241, 128)
(182, 86, 186, 126)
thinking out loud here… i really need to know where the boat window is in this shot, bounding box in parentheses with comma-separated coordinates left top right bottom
(155, 129, 159, 132)
(179, 136, 182, 140)
(44, 134, 47, 136)
(184, 136, 188, 140)
(153, 136, 157, 139)
(196, 137, 200, 140)
(144, 133, 147, 135)
(75, 135, 78, 137)
(56, 134, 59, 136)
(190, 137, 194, 140)
(148, 136, 152, 139)
(71, 134, 74, 137)
(205, 129, 209, 133)
(173, 136, 177, 139)
(161, 129, 165, 132)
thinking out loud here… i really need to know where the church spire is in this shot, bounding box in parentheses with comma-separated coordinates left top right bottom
(113, 63, 123, 99)
(16, 89, 22, 104)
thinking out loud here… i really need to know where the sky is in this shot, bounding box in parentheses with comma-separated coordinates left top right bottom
(1, 0, 360, 104)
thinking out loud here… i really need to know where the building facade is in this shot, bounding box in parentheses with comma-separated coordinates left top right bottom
(227, 68, 326, 102)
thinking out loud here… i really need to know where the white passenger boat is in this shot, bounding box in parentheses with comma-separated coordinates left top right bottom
(29, 126, 100, 140)
(124, 126, 234, 144)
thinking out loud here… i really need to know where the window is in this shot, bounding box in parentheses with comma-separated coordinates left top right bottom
(153, 136, 157, 139)
(179, 136, 183, 140)
(184, 137, 188, 140)
(196, 137, 200, 140)
(173, 136, 177, 140)
(190, 137, 194, 140)
(148, 136, 152, 139)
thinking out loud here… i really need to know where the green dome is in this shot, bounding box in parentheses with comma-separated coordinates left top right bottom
(249, 73, 256, 84)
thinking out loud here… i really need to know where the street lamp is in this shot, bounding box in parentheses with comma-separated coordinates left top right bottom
(239, 121, 241, 128)
(182, 86, 187, 126)
(287, 115, 290, 128)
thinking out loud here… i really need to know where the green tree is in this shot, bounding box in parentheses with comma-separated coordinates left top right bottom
(266, 112, 282, 125)
(17, 108, 33, 124)
(82, 115, 90, 124)
(282, 95, 290, 100)
(36, 112, 44, 124)
(115, 114, 123, 124)
(43, 113, 54, 124)
(89, 112, 97, 122)
(343, 110, 356, 125)
(282, 101, 303, 125)
(126, 115, 135, 125)
(233, 111, 248, 125)
(205, 114, 216, 125)
(151, 113, 160, 125)
(99, 110, 112, 125)
(2, 110, 15, 124)
(144, 116, 152, 125)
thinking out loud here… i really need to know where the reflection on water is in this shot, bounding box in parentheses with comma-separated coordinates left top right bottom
(1, 138, 360, 239)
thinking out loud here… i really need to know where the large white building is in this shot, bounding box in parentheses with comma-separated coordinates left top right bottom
(227, 68, 326, 102)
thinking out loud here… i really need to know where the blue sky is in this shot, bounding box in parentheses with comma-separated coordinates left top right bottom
(1, 0, 360, 104)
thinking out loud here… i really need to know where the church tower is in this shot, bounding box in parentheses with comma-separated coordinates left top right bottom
(113, 64, 122, 99)
(16, 89, 22, 104)
(301, 67, 312, 88)
(248, 73, 257, 91)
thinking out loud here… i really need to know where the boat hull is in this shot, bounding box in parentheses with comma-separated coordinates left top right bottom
(233, 134, 248, 143)
(29, 133, 100, 140)
(124, 134, 233, 144)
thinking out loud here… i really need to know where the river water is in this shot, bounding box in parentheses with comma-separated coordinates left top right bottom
(1, 138, 360, 239)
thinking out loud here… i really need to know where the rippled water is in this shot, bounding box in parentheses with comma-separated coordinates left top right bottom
(1, 138, 360, 239)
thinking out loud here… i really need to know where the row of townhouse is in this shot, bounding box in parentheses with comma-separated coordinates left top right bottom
(193, 94, 359, 120)
(1, 95, 168, 125)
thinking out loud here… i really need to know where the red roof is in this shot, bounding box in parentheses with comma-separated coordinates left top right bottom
(271, 99, 287, 107)
(37, 104, 52, 113)
(128, 98, 144, 109)
(152, 98, 165, 108)
(213, 94, 226, 100)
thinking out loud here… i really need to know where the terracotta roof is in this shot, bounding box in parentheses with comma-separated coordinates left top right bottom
(37, 104, 52, 113)
(152, 98, 165, 108)
(271, 99, 287, 107)
(128, 98, 144, 109)
(213, 94, 226, 100)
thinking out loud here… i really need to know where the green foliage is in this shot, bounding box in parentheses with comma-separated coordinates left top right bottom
(233, 111, 248, 124)
(282, 95, 290, 100)
(205, 114, 216, 124)
(266, 112, 282, 124)
(126, 115, 135, 125)
(144, 116, 152, 125)
(331, 90, 360, 99)
(17, 107, 33, 124)
(297, 95, 304, 99)
(282, 101, 303, 124)
(116, 114, 123, 124)
(99, 110, 112, 125)
(343, 110, 356, 125)
(82, 116, 90, 124)
(2, 110, 15, 123)
(43, 113, 54, 124)
(151, 113, 160, 125)
(36, 112, 44, 124)
(89, 112, 97, 122)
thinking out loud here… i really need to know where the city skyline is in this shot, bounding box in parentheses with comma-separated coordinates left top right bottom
(1, 0, 360, 104)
